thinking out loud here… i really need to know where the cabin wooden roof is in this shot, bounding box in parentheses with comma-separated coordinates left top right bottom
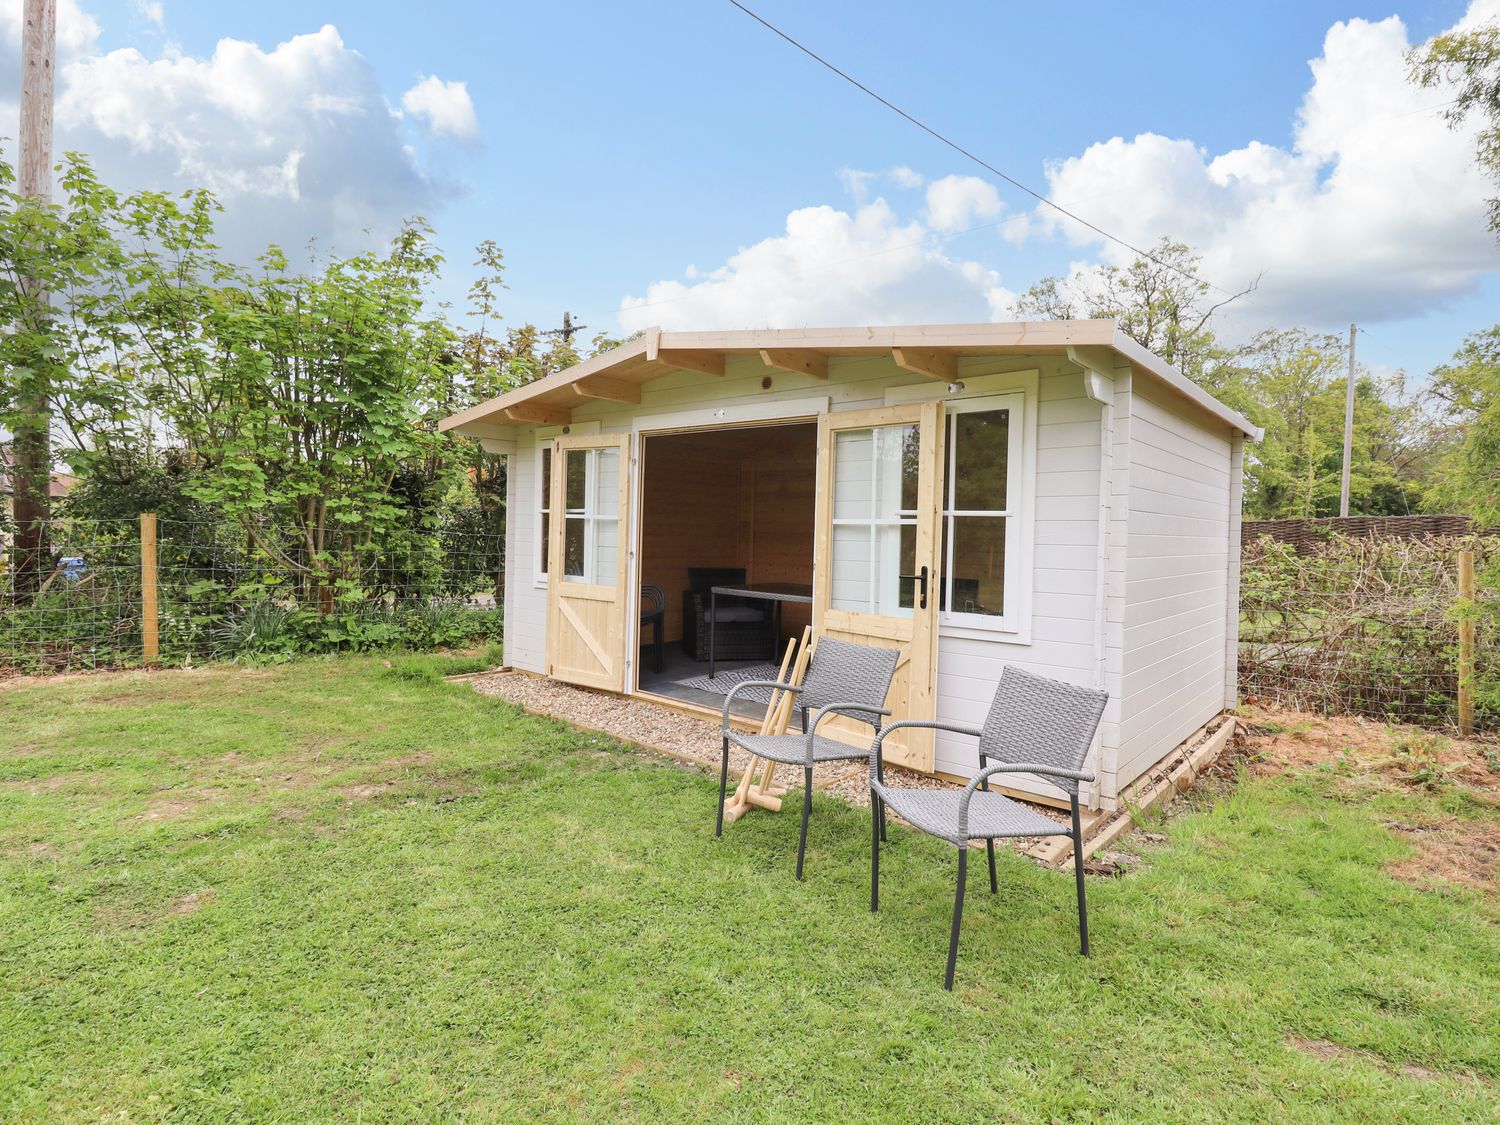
(438, 320, 1262, 440)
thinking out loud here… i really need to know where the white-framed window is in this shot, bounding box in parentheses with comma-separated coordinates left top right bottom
(829, 423, 919, 618)
(560, 446, 621, 586)
(535, 443, 552, 585)
(939, 393, 1025, 633)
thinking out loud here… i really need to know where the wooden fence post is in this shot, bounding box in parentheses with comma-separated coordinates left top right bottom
(1458, 547, 1475, 737)
(140, 512, 159, 666)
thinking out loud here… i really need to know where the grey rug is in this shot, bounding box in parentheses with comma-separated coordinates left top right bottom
(674, 662, 787, 706)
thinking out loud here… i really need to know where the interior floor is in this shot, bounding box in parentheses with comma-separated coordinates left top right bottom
(636, 645, 769, 720)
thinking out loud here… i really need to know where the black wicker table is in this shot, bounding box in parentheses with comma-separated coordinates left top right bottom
(708, 582, 813, 678)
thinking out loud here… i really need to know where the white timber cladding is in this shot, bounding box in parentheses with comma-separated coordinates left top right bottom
(492, 342, 1250, 810)
(1115, 376, 1235, 789)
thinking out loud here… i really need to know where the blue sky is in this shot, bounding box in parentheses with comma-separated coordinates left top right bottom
(4, 0, 1498, 380)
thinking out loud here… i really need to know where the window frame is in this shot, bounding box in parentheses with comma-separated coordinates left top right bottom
(884, 369, 1037, 645)
(938, 392, 1026, 635)
(535, 442, 552, 587)
(559, 446, 621, 587)
(828, 423, 920, 619)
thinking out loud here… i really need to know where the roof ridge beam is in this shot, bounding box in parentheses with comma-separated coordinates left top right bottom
(759, 349, 828, 380)
(891, 347, 957, 381)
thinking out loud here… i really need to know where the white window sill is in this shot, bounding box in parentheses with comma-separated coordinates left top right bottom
(939, 621, 1031, 646)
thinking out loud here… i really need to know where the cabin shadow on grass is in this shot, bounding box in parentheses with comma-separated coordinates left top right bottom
(0, 660, 1496, 1121)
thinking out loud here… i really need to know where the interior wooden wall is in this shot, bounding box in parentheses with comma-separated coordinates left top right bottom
(641, 424, 816, 646)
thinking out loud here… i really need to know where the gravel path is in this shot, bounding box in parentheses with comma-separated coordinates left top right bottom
(466, 671, 1056, 852)
(468, 670, 957, 810)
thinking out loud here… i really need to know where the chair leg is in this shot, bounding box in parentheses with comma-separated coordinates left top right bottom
(945, 847, 968, 991)
(1072, 797, 1089, 956)
(870, 793, 880, 912)
(986, 838, 998, 894)
(875, 758, 888, 842)
(796, 766, 813, 880)
(715, 736, 729, 837)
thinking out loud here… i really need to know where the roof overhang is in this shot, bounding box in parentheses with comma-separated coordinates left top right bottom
(438, 321, 1263, 441)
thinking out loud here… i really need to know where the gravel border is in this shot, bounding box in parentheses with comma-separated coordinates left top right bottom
(467, 670, 1053, 851)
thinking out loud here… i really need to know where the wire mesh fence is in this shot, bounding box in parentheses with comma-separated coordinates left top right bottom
(1238, 534, 1498, 732)
(1, 514, 504, 675)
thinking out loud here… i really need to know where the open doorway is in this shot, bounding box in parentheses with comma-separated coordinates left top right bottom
(636, 421, 817, 717)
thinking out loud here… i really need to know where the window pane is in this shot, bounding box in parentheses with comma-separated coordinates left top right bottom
(947, 516, 1005, 617)
(565, 449, 587, 512)
(898, 425, 920, 512)
(540, 511, 550, 575)
(830, 423, 918, 619)
(592, 516, 618, 585)
(952, 408, 1009, 512)
(540, 447, 552, 512)
(896, 523, 916, 611)
(829, 525, 871, 612)
(563, 517, 586, 579)
(595, 449, 620, 518)
(833, 431, 874, 519)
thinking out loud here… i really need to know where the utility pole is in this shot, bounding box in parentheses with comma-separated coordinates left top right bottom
(12, 0, 56, 595)
(1338, 322, 1356, 519)
(544, 311, 588, 346)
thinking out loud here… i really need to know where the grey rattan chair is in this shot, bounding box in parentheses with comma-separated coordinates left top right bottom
(715, 637, 900, 879)
(869, 666, 1107, 990)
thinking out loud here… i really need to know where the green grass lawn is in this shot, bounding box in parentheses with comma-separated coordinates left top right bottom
(2, 658, 1496, 1122)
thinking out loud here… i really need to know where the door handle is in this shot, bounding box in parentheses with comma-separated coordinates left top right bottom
(899, 565, 929, 610)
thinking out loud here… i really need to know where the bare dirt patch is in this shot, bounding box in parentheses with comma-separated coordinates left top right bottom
(93, 887, 215, 928)
(169, 888, 214, 915)
(1287, 1034, 1463, 1085)
(1241, 704, 1499, 794)
(3, 770, 95, 795)
(1239, 705, 1500, 895)
(5, 839, 63, 861)
(1385, 817, 1500, 893)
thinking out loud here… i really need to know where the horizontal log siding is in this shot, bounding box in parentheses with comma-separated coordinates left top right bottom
(1116, 378, 1234, 789)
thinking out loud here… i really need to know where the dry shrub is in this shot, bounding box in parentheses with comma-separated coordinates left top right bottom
(1239, 534, 1498, 731)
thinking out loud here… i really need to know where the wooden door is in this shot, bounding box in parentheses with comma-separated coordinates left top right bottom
(812, 402, 944, 771)
(547, 432, 631, 692)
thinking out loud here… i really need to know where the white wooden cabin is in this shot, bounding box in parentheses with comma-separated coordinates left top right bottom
(439, 322, 1262, 812)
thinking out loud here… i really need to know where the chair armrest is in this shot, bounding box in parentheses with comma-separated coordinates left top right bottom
(957, 761, 1096, 837)
(805, 701, 892, 764)
(721, 680, 801, 732)
(868, 719, 985, 784)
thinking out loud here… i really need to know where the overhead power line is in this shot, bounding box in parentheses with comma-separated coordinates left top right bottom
(724, 0, 1239, 297)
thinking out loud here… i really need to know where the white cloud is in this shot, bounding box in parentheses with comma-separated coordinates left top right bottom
(0, 6, 471, 262)
(132, 0, 164, 28)
(837, 166, 877, 204)
(888, 165, 925, 189)
(618, 197, 1014, 331)
(924, 174, 1002, 233)
(0, 0, 100, 121)
(1010, 1, 1500, 325)
(401, 74, 479, 142)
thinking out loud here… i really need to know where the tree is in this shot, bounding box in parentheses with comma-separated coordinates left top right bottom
(1426, 327, 1500, 525)
(1, 152, 132, 584)
(1235, 328, 1427, 518)
(1013, 238, 1254, 385)
(1410, 21, 1500, 236)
